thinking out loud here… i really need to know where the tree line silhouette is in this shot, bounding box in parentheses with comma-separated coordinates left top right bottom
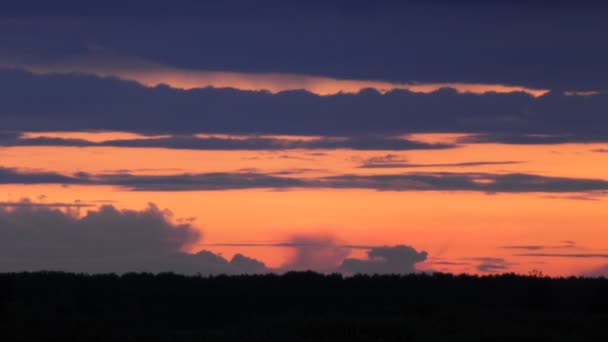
(1, 271, 607, 341)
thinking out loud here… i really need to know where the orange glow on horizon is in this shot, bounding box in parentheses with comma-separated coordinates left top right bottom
(1, 136, 608, 276)
(0, 184, 606, 276)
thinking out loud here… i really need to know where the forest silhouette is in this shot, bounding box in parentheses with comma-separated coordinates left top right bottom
(1, 271, 607, 341)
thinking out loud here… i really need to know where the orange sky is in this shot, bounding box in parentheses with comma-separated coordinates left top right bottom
(2, 132, 607, 276)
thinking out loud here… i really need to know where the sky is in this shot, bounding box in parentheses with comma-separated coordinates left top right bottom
(1, 0, 608, 276)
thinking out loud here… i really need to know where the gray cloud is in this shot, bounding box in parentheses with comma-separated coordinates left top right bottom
(470, 257, 512, 273)
(359, 155, 523, 169)
(0, 202, 268, 274)
(280, 235, 351, 273)
(516, 253, 608, 259)
(0, 166, 83, 184)
(500, 241, 577, 251)
(209, 237, 429, 275)
(0, 201, 429, 275)
(4, 167, 608, 193)
(585, 264, 608, 277)
(98, 172, 307, 191)
(340, 245, 428, 275)
(319, 172, 608, 193)
(0, 132, 453, 151)
(541, 194, 603, 201)
(0, 199, 96, 208)
(0, 70, 608, 142)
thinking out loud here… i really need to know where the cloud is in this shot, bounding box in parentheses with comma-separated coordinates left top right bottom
(515, 253, 608, 259)
(0, 202, 268, 274)
(541, 194, 603, 201)
(585, 264, 608, 277)
(459, 133, 608, 145)
(319, 172, 608, 193)
(98, 172, 307, 191)
(207, 237, 428, 274)
(5, 46, 548, 97)
(0, 69, 608, 142)
(0, 199, 96, 209)
(340, 245, 428, 274)
(279, 235, 351, 273)
(0, 132, 453, 151)
(0, 202, 429, 275)
(592, 149, 608, 153)
(88, 171, 608, 193)
(359, 156, 522, 169)
(500, 241, 577, 251)
(4, 167, 608, 193)
(0, 166, 83, 184)
(470, 257, 512, 273)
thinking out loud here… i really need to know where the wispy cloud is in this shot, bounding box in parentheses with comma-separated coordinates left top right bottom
(0, 132, 454, 151)
(4, 167, 608, 193)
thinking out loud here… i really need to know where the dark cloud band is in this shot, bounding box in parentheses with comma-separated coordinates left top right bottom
(3, 167, 608, 193)
(1, 69, 608, 142)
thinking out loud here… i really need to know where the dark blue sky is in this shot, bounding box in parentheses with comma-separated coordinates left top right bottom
(2, 0, 607, 91)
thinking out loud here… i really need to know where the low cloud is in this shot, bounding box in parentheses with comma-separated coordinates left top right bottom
(0, 202, 268, 274)
(0, 204, 429, 275)
(280, 235, 351, 273)
(585, 265, 608, 277)
(207, 237, 429, 275)
(471, 257, 512, 273)
(340, 245, 428, 275)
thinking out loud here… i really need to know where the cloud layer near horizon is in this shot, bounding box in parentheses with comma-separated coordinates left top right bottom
(0, 202, 267, 274)
(0, 201, 429, 275)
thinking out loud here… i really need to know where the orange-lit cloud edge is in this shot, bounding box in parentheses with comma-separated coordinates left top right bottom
(1, 47, 553, 97)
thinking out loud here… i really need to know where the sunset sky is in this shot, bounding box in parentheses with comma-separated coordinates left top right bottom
(1, 0, 608, 276)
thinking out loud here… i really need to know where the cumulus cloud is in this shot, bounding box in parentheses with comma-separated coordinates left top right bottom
(340, 245, 428, 275)
(279, 235, 351, 273)
(211, 236, 429, 274)
(0, 201, 268, 274)
(0, 204, 430, 275)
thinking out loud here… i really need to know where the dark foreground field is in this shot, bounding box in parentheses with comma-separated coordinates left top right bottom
(1, 272, 607, 341)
